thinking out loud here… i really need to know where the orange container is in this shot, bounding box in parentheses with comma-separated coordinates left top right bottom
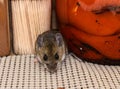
(56, 0, 120, 64)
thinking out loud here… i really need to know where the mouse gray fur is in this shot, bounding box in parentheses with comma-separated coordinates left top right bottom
(35, 30, 68, 73)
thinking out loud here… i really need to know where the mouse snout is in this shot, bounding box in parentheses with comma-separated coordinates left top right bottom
(46, 63, 57, 73)
(47, 63, 57, 69)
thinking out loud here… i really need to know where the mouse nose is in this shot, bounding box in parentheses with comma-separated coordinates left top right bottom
(46, 63, 57, 73)
(47, 63, 57, 69)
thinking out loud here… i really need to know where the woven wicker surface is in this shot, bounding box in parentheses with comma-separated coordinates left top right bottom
(0, 55, 120, 89)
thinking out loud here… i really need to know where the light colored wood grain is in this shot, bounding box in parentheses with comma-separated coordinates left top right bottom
(11, 0, 51, 54)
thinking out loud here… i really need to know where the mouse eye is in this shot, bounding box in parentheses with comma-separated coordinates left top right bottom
(55, 53, 59, 60)
(43, 54, 48, 61)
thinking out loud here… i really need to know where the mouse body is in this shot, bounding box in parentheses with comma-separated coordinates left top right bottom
(35, 30, 68, 73)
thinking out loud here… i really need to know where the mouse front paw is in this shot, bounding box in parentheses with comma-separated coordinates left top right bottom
(34, 56, 39, 63)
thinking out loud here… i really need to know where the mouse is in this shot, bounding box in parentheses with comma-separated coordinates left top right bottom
(35, 30, 68, 73)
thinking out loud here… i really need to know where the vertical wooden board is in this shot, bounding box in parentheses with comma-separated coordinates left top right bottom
(0, 0, 10, 56)
(11, 0, 51, 54)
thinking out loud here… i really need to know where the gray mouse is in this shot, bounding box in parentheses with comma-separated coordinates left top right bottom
(35, 30, 68, 73)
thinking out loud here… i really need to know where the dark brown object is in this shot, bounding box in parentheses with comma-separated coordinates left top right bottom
(57, 87, 65, 89)
(0, 0, 10, 56)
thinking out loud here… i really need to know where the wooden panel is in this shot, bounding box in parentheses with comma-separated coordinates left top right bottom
(11, 0, 51, 54)
(0, 0, 10, 56)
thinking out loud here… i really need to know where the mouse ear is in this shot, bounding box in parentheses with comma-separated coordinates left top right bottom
(37, 35, 43, 47)
(55, 33, 63, 46)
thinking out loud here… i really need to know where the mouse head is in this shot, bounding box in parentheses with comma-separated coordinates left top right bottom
(35, 31, 66, 73)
